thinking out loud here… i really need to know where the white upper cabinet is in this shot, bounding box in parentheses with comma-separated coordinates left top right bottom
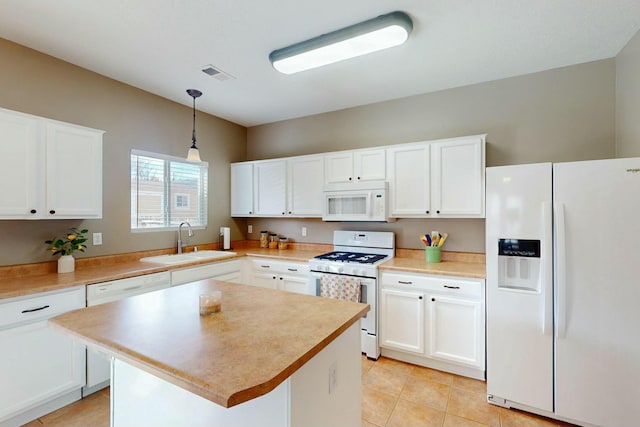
(324, 148, 385, 184)
(0, 109, 42, 218)
(387, 144, 431, 216)
(231, 134, 484, 219)
(231, 155, 324, 218)
(387, 135, 485, 219)
(253, 159, 287, 216)
(287, 154, 324, 216)
(45, 121, 103, 218)
(0, 107, 103, 220)
(431, 136, 485, 217)
(230, 162, 254, 216)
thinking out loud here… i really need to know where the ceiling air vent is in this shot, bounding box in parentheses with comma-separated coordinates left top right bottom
(201, 64, 235, 82)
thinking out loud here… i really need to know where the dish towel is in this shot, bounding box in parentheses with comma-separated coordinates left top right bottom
(320, 274, 361, 303)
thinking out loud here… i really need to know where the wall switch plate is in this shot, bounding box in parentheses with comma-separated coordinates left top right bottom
(301, 227, 307, 237)
(92, 232, 103, 246)
(248, 224, 253, 234)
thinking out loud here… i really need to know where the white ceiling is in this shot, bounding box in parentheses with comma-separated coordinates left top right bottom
(1, 1, 640, 127)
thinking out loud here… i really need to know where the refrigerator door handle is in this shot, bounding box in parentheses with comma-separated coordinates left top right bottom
(555, 202, 567, 339)
(542, 201, 553, 336)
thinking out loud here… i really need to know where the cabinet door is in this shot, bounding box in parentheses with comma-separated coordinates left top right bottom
(0, 321, 85, 421)
(45, 121, 103, 218)
(231, 162, 254, 216)
(386, 144, 431, 217)
(354, 149, 386, 182)
(252, 272, 278, 289)
(253, 159, 287, 216)
(0, 109, 43, 219)
(428, 296, 483, 368)
(324, 152, 354, 184)
(288, 155, 323, 216)
(379, 288, 425, 354)
(431, 137, 485, 217)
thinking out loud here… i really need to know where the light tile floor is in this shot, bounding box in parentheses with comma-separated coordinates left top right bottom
(22, 356, 574, 427)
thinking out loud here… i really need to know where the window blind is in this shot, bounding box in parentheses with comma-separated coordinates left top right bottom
(130, 150, 208, 231)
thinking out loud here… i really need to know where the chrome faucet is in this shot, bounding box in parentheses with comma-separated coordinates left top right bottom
(177, 222, 193, 253)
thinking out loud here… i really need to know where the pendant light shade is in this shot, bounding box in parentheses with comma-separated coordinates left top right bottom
(186, 89, 203, 162)
(269, 11, 413, 74)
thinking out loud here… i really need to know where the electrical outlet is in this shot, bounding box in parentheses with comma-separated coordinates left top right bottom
(248, 224, 253, 234)
(92, 232, 103, 246)
(301, 227, 307, 237)
(328, 361, 337, 394)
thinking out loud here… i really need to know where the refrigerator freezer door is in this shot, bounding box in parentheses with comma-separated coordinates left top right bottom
(486, 163, 553, 412)
(553, 159, 640, 426)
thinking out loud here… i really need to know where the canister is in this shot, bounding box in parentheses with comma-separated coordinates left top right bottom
(260, 231, 269, 248)
(268, 233, 278, 249)
(278, 237, 288, 250)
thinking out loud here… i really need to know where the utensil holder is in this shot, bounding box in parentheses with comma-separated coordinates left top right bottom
(425, 247, 441, 263)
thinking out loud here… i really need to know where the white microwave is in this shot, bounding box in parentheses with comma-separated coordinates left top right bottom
(322, 181, 395, 222)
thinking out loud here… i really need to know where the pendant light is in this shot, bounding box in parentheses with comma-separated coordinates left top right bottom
(186, 89, 203, 162)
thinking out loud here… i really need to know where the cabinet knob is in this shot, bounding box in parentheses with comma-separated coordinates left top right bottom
(282, 212, 285, 215)
(357, 176, 361, 180)
(49, 209, 56, 215)
(348, 177, 352, 181)
(426, 210, 429, 214)
(249, 211, 252, 214)
(30, 209, 37, 214)
(419, 296, 423, 300)
(279, 277, 283, 280)
(432, 298, 436, 302)
(288, 211, 292, 214)
(436, 210, 440, 214)
(272, 276, 276, 279)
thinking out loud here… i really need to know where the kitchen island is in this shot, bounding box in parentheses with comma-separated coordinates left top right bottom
(49, 280, 369, 427)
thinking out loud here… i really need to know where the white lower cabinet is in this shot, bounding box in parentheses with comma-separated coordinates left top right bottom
(249, 258, 311, 295)
(428, 295, 483, 367)
(379, 289, 425, 354)
(0, 286, 86, 427)
(379, 270, 485, 379)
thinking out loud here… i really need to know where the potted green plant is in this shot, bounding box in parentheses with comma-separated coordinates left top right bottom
(45, 228, 88, 273)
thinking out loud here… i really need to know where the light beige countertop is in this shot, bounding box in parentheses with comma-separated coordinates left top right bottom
(0, 243, 485, 299)
(0, 244, 328, 299)
(49, 280, 369, 408)
(380, 249, 486, 279)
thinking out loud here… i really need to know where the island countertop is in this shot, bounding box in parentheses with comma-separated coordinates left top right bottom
(49, 280, 369, 408)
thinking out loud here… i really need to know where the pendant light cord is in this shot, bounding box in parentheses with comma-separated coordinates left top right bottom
(191, 95, 197, 149)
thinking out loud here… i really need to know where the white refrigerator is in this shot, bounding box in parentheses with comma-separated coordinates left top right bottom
(486, 159, 640, 427)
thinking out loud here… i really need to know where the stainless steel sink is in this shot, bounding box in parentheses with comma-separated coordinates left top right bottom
(140, 250, 236, 265)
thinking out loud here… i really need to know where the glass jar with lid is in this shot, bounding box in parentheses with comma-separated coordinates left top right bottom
(278, 237, 288, 250)
(260, 231, 269, 248)
(268, 233, 278, 249)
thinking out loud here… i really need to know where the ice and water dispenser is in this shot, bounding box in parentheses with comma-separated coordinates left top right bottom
(497, 239, 541, 292)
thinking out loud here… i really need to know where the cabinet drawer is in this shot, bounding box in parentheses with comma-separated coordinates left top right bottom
(251, 259, 309, 276)
(0, 286, 85, 330)
(381, 271, 482, 298)
(172, 260, 242, 286)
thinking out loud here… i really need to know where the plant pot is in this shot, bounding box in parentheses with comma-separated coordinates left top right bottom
(58, 254, 75, 273)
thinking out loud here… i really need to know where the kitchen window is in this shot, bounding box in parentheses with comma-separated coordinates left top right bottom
(130, 150, 208, 231)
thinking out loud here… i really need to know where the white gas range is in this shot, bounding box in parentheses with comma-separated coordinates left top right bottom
(309, 230, 395, 360)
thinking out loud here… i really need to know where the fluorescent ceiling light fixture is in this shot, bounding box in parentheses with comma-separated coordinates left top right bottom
(269, 11, 413, 74)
